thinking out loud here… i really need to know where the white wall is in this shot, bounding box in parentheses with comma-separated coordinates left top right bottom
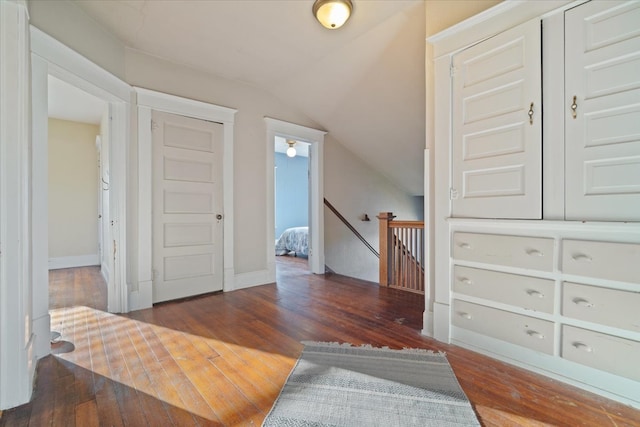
(48, 118, 100, 268)
(324, 136, 423, 282)
(125, 49, 322, 276)
(29, 1, 429, 288)
(28, 0, 126, 80)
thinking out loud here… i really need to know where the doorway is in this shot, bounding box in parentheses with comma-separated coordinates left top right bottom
(47, 76, 109, 277)
(30, 28, 130, 360)
(264, 118, 326, 281)
(274, 137, 310, 269)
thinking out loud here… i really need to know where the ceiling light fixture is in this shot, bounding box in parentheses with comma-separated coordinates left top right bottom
(286, 140, 297, 158)
(313, 0, 353, 29)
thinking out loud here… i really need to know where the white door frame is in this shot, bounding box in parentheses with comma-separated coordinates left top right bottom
(30, 27, 130, 329)
(265, 118, 326, 278)
(134, 87, 237, 310)
(0, 0, 34, 409)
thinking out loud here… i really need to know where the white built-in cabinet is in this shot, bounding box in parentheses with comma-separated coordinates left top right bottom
(429, 0, 640, 408)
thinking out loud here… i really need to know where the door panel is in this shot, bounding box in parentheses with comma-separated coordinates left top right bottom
(451, 18, 541, 219)
(152, 111, 224, 303)
(565, 0, 640, 221)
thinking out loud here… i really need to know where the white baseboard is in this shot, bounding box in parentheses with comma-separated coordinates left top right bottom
(433, 302, 450, 343)
(421, 310, 434, 337)
(48, 254, 99, 270)
(32, 313, 51, 359)
(232, 269, 273, 291)
(101, 263, 110, 284)
(129, 280, 153, 312)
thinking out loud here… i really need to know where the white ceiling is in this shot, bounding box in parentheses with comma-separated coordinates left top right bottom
(48, 75, 106, 125)
(71, 0, 426, 195)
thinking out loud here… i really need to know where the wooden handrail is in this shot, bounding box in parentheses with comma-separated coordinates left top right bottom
(378, 212, 424, 294)
(324, 199, 379, 258)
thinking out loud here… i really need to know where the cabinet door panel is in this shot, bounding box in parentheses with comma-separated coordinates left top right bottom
(451, 19, 541, 219)
(454, 266, 555, 313)
(562, 239, 640, 284)
(562, 282, 640, 333)
(452, 232, 554, 272)
(565, 1, 640, 221)
(562, 325, 640, 382)
(453, 300, 554, 354)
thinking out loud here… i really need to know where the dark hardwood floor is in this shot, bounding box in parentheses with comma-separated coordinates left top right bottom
(1, 257, 639, 426)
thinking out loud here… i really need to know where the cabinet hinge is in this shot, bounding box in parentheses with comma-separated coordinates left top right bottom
(151, 119, 159, 131)
(450, 188, 459, 200)
(450, 65, 457, 77)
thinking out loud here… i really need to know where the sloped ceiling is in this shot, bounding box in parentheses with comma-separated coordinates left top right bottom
(73, 0, 426, 195)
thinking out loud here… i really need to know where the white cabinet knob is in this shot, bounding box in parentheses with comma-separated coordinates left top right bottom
(572, 342, 593, 353)
(572, 297, 594, 308)
(459, 277, 472, 285)
(526, 289, 544, 298)
(526, 248, 544, 257)
(572, 253, 592, 262)
(526, 330, 545, 339)
(458, 312, 472, 320)
(458, 242, 471, 249)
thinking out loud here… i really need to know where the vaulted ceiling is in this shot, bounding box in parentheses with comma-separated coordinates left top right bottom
(72, 0, 426, 195)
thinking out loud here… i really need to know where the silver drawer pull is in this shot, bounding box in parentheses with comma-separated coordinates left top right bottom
(526, 330, 545, 340)
(572, 253, 592, 262)
(526, 248, 544, 257)
(572, 342, 593, 353)
(458, 277, 472, 285)
(458, 312, 472, 320)
(458, 242, 471, 249)
(526, 289, 544, 298)
(572, 297, 594, 308)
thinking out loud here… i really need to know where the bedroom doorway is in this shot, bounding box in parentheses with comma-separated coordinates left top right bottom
(274, 137, 310, 268)
(264, 118, 326, 281)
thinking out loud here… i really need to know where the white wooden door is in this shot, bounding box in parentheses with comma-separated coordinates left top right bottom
(451, 19, 542, 219)
(152, 111, 224, 303)
(565, 1, 640, 221)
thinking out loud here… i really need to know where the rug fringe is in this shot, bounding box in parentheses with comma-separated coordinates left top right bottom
(301, 341, 446, 356)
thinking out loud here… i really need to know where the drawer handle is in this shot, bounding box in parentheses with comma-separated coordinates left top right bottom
(572, 342, 593, 353)
(526, 330, 545, 340)
(458, 311, 472, 320)
(458, 277, 472, 285)
(526, 289, 544, 299)
(526, 248, 544, 257)
(458, 242, 472, 249)
(572, 297, 594, 308)
(571, 253, 592, 262)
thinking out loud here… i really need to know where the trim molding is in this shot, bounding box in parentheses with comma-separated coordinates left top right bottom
(264, 117, 326, 276)
(48, 254, 100, 270)
(233, 269, 273, 291)
(135, 87, 237, 308)
(427, 0, 578, 58)
(0, 0, 35, 409)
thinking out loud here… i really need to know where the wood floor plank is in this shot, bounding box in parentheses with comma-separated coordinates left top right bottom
(1, 260, 639, 426)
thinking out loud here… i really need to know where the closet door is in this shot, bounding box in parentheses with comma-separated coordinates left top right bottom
(451, 19, 541, 219)
(565, 1, 640, 221)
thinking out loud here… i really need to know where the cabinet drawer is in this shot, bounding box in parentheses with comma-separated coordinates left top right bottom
(562, 282, 640, 333)
(562, 326, 640, 382)
(453, 232, 554, 271)
(562, 239, 640, 284)
(453, 300, 554, 354)
(453, 266, 555, 313)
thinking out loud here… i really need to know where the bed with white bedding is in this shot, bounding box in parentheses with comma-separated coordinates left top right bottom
(275, 226, 309, 256)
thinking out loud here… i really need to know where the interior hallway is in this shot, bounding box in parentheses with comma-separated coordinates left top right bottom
(0, 259, 639, 426)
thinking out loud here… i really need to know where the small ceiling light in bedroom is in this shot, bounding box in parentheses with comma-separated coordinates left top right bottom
(286, 140, 297, 158)
(313, 0, 353, 29)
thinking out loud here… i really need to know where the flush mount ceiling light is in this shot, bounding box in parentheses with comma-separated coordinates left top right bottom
(286, 140, 297, 157)
(313, 0, 353, 29)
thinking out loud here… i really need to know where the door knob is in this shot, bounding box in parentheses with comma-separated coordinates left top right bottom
(216, 214, 223, 220)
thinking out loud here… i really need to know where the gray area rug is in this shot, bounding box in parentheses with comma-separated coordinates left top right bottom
(262, 341, 480, 426)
